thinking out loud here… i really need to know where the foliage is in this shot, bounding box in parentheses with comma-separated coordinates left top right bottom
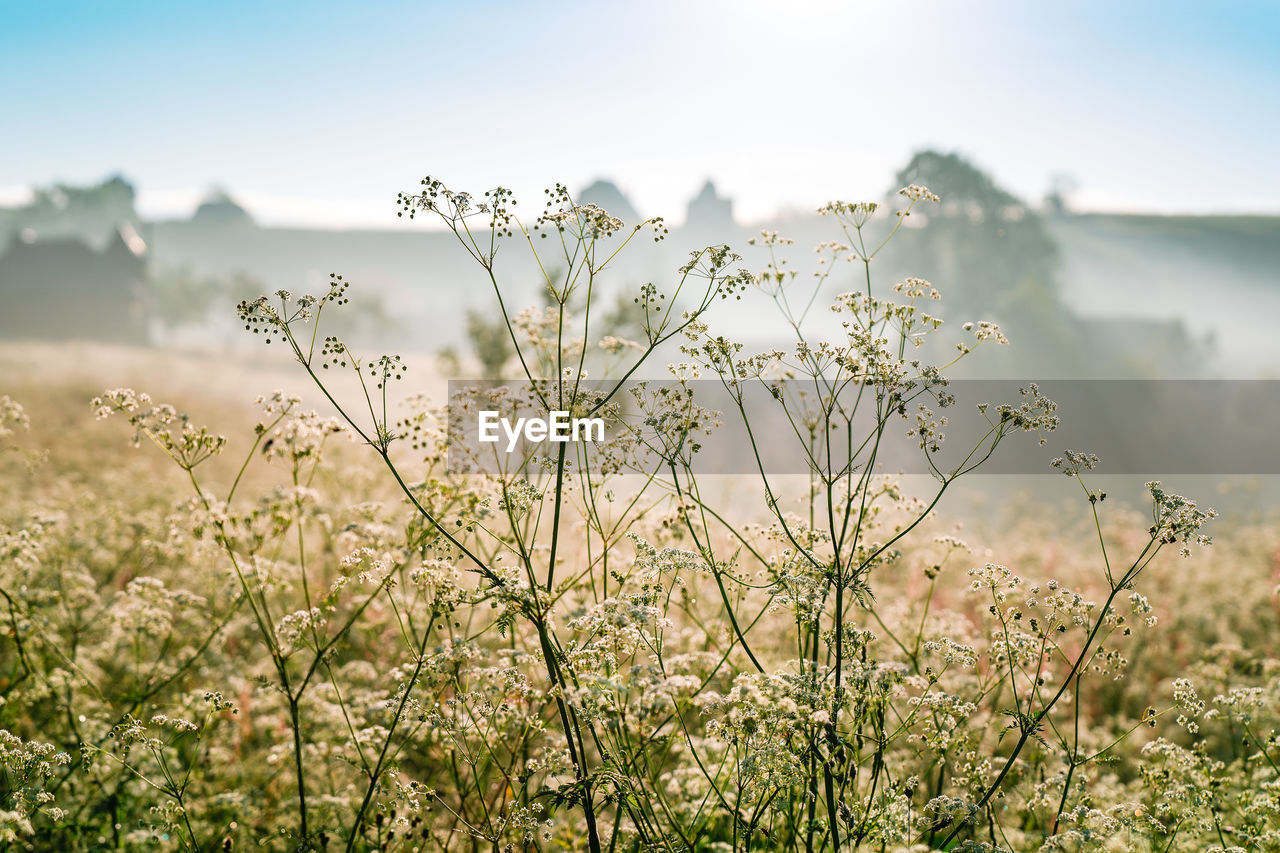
(885, 151, 1080, 374)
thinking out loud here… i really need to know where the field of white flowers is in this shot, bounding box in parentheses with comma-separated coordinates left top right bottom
(2, 180, 1276, 853)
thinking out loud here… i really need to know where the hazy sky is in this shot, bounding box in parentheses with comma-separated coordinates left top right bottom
(4, 0, 1278, 227)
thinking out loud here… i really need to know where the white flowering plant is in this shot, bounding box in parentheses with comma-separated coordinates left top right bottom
(2, 176, 1268, 853)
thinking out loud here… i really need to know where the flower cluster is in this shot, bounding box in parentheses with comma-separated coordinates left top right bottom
(91, 389, 226, 469)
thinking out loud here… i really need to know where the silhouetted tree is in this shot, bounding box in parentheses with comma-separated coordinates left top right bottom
(887, 150, 1083, 373)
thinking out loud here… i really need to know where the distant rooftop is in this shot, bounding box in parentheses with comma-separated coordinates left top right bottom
(686, 180, 733, 229)
(577, 179, 640, 225)
(191, 190, 255, 227)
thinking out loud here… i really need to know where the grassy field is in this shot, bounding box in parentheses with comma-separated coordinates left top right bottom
(3, 190, 1279, 853)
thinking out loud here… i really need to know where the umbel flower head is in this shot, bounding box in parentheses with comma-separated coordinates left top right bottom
(91, 389, 226, 470)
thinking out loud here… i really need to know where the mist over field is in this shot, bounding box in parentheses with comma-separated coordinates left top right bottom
(5, 158, 1277, 380)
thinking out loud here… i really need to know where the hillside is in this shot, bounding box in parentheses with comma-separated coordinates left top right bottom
(1048, 213, 1280, 372)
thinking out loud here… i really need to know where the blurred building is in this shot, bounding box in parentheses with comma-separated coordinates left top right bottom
(577, 179, 640, 225)
(673, 180, 739, 252)
(685, 180, 734, 231)
(189, 189, 256, 229)
(0, 224, 150, 343)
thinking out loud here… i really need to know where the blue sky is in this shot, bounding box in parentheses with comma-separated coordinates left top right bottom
(3, 0, 1278, 226)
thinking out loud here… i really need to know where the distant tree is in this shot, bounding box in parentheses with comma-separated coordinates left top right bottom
(887, 150, 1082, 372)
(465, 309, 515, 378)
(435, 344, 462, 379)
(148, 265, 226, 340)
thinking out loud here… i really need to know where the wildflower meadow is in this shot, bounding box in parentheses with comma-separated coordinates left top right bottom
(5, 177, 1277, 853)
